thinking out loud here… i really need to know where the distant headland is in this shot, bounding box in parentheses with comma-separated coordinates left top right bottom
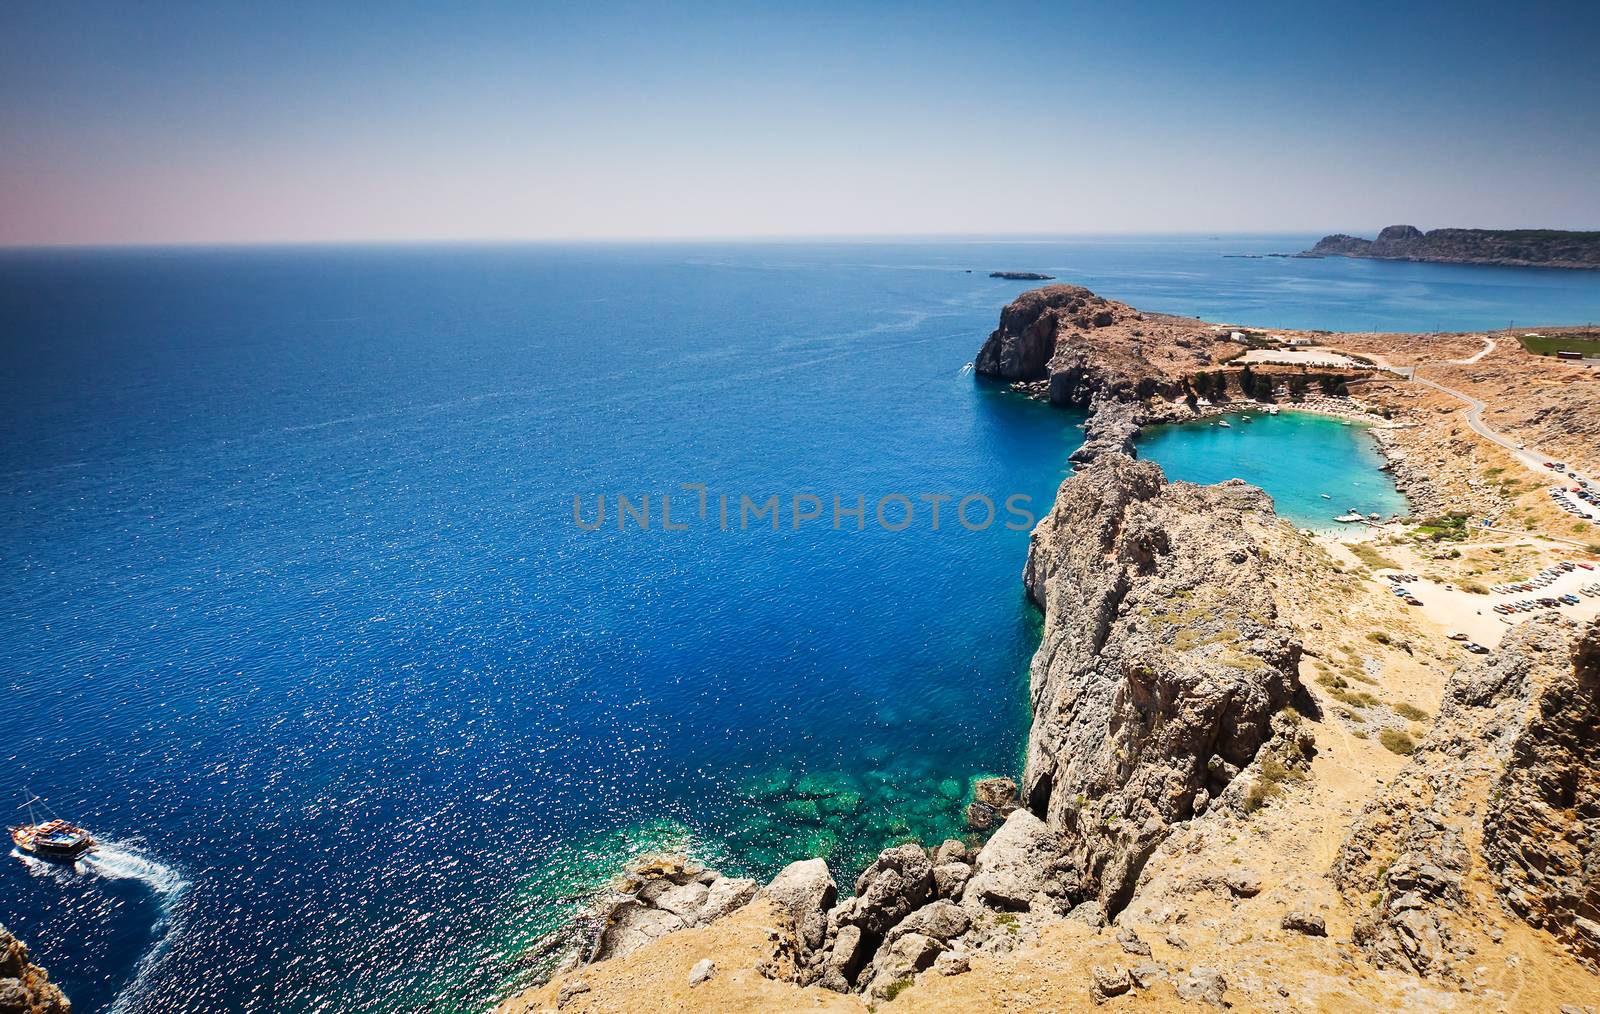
(1303, 225, 1600, 270)
(989, 271, 1055, 280)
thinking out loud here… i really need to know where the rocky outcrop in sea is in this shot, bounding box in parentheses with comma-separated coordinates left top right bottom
(1305, 225, 1600, 270)
(0, 923, 69, 1014)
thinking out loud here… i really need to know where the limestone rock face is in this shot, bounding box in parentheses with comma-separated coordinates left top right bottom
(0, 923, 69, 1014)
(1334, 617, 1596, 980)
(973, 285, 1100, 381)
(1019, 454, 1303, 915)
(1483, 620, 1600, 965)
(962, 809, 1071, 912)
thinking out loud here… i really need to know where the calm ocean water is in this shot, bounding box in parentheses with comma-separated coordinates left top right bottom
(3, 238, 1598, 1013)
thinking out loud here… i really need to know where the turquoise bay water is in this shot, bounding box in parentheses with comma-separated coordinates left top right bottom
(1139, 411, 1408, 530)
(2, 238, 1598, 1013)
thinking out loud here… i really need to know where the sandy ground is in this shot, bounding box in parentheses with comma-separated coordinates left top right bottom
(1368, 561, 1600, 648)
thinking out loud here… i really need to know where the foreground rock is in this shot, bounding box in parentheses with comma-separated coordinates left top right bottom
(1483, 619, 1600, 965)
(1020, 453, 1307, 915)
(1335, 617, 1600, 979)
(0, 923, 69, 1014)
(553, 855, 759, 972)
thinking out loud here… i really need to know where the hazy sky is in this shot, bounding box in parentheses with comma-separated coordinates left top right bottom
(2, 1, 1597, 245)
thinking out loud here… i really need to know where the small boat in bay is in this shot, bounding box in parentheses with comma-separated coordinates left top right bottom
(1218, 419, 1232, 428)
(9, 792, 96, 865)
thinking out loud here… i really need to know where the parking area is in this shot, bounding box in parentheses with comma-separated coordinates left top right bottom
(1377, 560, 1600, 649)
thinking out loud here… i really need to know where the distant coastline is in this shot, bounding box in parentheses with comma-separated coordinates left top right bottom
(1302, 224, 1600, 270)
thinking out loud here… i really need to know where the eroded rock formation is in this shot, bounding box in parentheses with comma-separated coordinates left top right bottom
(0, 923, 69, 1014)
(1020, 455, 1305, 914)
(1483, 620, 1600, 965)
(1335, 617, 1600, 979)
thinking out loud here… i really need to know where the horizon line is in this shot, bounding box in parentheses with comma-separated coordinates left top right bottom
(0, 228, 1398, 254)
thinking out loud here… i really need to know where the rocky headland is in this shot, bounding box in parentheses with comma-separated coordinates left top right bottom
(500, 284, 1600, 1012)
(1305, 225, 1600, 270)
(0, 923, 69, 1014)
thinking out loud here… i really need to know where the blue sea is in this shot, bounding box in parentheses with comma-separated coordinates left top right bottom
(3, 237, 1598, 1013)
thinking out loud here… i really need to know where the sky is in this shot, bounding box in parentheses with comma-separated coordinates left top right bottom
(1, 1, 1597, 246)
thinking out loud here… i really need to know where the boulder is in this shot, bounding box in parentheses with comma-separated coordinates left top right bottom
(963, 809, 1069, 911)
(964, 801, 999, 831)
(1176, 967, 1228, 1007)
(761, 859, 837, 952)
(933, 861, 971, 899)
(886, 900, 970, 944)
(932, 839, 970, 865)
(1282, 911, 1327, 937)
(1114, 926, 1150, 956)
(933, 950, 970, 976)
(1090, 965, 1132, 1004)
(687, 958, 715, 986)
(694, 876, 758, 925)
(1223, 868, 1262, 897)
(1130, 963, 1166, 989)
(973, 777, 1019, 812)
(848, 844, 934, 935)
(815, 924, 870, 993)
(864, 932, 945, 1000)
(638, 878, 709, 919)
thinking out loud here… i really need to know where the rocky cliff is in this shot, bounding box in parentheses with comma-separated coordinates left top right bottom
(1020, 455, 1307, 916)
(1306, 225, 1600, 269)
(0, 923, 69, 1014)
(1334, 617, 1600, 981)
(1482, 620, 1600, 966)
(511, 454, 1315, 1007)
(972, 285, 1217, 405)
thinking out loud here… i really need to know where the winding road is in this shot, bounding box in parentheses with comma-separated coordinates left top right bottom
(1409, 364, 1600, 521)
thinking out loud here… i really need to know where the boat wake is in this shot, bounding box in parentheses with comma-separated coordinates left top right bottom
(18, 841, 192, 1013)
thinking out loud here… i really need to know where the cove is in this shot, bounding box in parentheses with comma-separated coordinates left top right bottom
(1135, 410, 1408, 530)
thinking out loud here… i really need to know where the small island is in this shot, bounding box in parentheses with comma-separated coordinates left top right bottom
(989, 271, 1055, 280)
(1303, 225, 1600, 270)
